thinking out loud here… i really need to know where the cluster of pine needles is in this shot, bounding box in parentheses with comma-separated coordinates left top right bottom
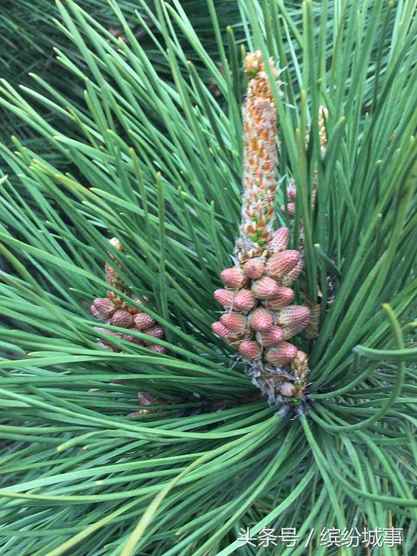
(0, 1, 417, 555)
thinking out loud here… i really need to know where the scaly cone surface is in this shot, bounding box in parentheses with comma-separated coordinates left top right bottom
(212, 52, 311, 409)
(90, 238, 166, 353)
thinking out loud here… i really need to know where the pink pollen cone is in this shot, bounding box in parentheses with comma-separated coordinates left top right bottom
(266, 250, 300, 279)
(144, 326, 164, 339)
(276, 305, 310, 328)
(233, 289, 255, 312)
(212, 321, 231, 337)
(220, 312, 247, 335)
(257, 326, 284, 347)
(214, 289, 234, 308)
(90, 298, 116, 320)
(265, 342, 298, 365)
(281, 258, 304, 286)
(243, 257, 265, 279)
(252, 276, 282, 300)
(264, 287, 295, 310)
(110, 310, 134, 328)
(133, 313, 155, 330)
(238, 340, 261, 360)
(220, 267, 246, 289)
(249, 308, 274, 331)
(269, 227, 289, 252)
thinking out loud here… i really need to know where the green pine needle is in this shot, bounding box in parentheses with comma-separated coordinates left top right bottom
(0, 0, 416, 554)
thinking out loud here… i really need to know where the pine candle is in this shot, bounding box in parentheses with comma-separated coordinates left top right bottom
(90, 238, 166, 353)
(212, 52, 311, 410)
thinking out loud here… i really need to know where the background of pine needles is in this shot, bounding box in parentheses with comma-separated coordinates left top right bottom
(0, 1, 416, 555)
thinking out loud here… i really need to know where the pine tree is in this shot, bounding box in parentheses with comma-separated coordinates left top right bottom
(0, 1, 416, 554)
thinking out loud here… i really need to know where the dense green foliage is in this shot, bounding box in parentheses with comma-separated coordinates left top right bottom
(0, 0, 241, 144)
(0, 1, 416, 555)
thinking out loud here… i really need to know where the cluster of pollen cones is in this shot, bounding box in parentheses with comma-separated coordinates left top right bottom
(213, 226, 310, 403)
(90, 294, 166, 353)
(90, 238, 166, 354)
(211, 51, 312, 407)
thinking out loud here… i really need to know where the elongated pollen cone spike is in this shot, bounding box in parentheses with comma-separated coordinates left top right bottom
(249, 308, 273, 331)
(214, 289, 234, 308)
(134, 313, 155, 330)
(276, 306, 310, 328)
(144, 326, 164, 339)
(212, 321, 231, 338)
(236, 52, 279, 261)
(266, 250, 300, 279)
(243, 257, 265, 279)
(264, 287, 295, 310)
(238, 340, 261, 360)
(210, 54, 311, 406)
(265, 342, 298, 365)
(252, 276, 282, 300)
(269, 227, 289, 252)
(90, 298, 116, 320)
(220, 267, 246, 289)
(220, 313, 247, 335)
(257, 326, 284, 347)
(233, 289, 256, 312)
(281, 258, 304, 287)
(110, 309, 134, 328)
(91, 236, 167, 357)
